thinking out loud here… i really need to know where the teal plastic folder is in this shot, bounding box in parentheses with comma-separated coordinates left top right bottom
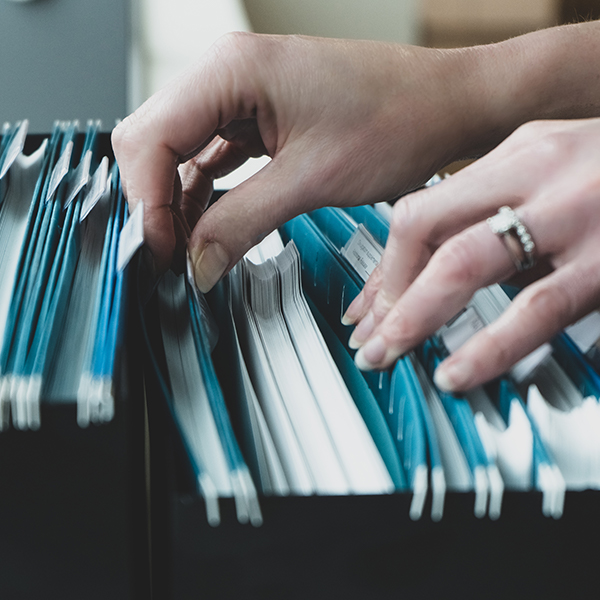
(307, 295, 406, 491)
(281, 214, 413, 489)
(188, 278, 252, 476)
(420, 340, 489, 474)
(308, 206, 357, 251)
(0, 125, 64, 377)
(9, 126, 79, 385)
(553, 333, 600, 400)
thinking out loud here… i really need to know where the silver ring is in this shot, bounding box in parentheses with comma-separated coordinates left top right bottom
(487, 206, 536, 272)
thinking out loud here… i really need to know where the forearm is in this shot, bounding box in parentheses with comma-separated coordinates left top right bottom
(438, 20, 600, 161)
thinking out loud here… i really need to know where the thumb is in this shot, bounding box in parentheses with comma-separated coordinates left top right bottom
(188, 156, 314, 292)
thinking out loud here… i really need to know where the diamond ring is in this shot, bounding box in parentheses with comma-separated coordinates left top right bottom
(487, 206, 536, 272)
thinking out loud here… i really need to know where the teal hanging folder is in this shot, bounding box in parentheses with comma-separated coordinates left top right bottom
(308, 296, 406, 491)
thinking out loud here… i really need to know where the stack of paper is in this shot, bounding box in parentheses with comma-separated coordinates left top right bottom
(157, 264, 262, 527)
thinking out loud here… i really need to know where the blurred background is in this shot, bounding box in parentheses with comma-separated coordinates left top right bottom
(1, 0, 599, 132)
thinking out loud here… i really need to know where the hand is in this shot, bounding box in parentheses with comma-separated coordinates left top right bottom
(344, 118, 600, 391)
(112, 32, 511, 286)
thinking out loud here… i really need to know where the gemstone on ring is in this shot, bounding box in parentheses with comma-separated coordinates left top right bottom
(487, 206, 537, 272)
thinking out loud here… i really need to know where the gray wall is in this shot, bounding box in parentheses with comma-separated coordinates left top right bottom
(0, 0, 129, 133)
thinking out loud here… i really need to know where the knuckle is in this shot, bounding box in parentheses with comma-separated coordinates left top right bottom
(363, 266, 383, 301)
(517, 283, 572, 330)
(211, 31, 256, 55)
(367, 264, 383, 290)
(390, 194, 423, 241)
(433, 232, 483, 287)
(512, 120, 546, 142)
(110, 121, 126, 154)
(478, 328, 514, 373)
(371, 288, 397, 321)
(209, 32, 274, 71)
(508, 121, 575, 168)
(380, 306, 420, 350)
(573, 173, 600, 202)
(203, 33, 262, 82)
(111, 117, 136, 159)
(510, 120, 560, 149)
(111, 112, 145, 161)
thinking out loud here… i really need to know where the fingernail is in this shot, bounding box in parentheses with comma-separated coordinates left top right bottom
(341, 313, 356, 326)
(348, 312, 375, 349)
(342, 294, 364, 326)
(354, 335, 387, 371)
(191, 241, 229, 293)
(434, 360, 471, 392)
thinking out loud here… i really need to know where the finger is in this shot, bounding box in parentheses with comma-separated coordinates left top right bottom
(186, 122, 268, 183)
(171, 208, 191, 275)
(434, 258, 600, 391)
(178, 163, 213, 234)
(217, 118, 269, 159)
(342, 264, 384, 326)
(111, 34, 266, 272)
(188, 150, 319, 292)
(343, 192, 437, 329)
(353, 220, 517, 370)
(178, 130, 270, 229)
(347, 193, 435, 345)
(346, 138, 544, 344)
(169, 174, 190, 275)
(505, 257, 554, 288)
(358, 194, 594, 365)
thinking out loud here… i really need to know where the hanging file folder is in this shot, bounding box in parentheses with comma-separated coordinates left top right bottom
(0, 125, 148, 600)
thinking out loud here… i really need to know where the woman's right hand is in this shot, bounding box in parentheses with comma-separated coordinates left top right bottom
(111, 34, 488, 285)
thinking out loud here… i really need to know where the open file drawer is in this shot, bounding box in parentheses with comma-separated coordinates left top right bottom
(139, 208, 600, 600)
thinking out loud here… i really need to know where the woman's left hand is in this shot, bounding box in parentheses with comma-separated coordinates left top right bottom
(343, 118, 600, 392)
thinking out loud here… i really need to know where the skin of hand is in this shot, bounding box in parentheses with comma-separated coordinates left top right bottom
(345, 117, 600, 392)
(111, 31, 541, 286)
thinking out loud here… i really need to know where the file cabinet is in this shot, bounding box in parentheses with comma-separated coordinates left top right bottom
(0, 132, 149, 600)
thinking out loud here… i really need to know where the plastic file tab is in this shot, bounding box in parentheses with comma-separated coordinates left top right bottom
(341, 224, 383, 283)
(117, 201, 144, 272)
(81, 157, 109, 221)
(0, 120, 28, 181)
(565, 311, 600, 354)
(342, 205, 390, 247)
